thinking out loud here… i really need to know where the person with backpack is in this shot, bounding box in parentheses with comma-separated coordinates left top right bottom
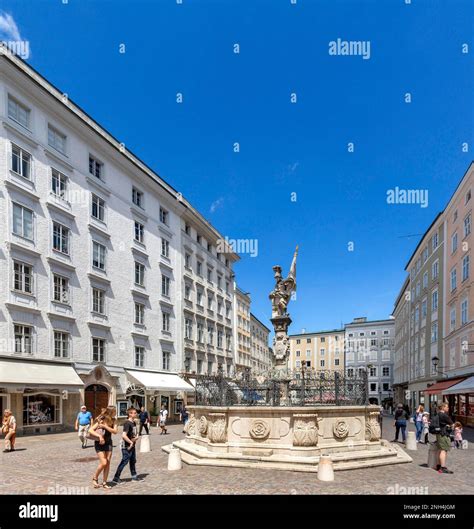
(433, 402, 454, 474)
(392, 403, 409, 443)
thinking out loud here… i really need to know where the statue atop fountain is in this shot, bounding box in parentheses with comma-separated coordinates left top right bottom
(269, 245, 298, 373)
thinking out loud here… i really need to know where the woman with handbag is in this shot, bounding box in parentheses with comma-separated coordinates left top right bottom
(88, 407, 118, 489)
(2, 409, 17, 452)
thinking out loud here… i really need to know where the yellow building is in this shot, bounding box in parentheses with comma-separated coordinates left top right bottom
(233, 286, 252, 372)
(289, 329, 345, 373)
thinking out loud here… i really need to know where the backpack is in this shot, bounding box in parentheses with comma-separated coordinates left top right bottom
(429, 414, 440, 435)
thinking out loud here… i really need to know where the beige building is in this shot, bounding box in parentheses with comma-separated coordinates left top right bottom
(250, 313, 272, 373)
(392, 276, 410, 405)
(289, 329, 345, 372)
(233, 286, 252, 372)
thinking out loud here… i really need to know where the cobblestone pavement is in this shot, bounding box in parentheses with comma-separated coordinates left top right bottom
(1, 416, 473, 495)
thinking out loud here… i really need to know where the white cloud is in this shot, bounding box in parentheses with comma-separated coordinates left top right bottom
(0, 12, 22, 42)
(210, 197, 224, 213)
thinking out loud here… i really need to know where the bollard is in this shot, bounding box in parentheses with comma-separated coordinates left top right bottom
(427, 443, 440, 469)
(168, 447, 183, 471)
(139, 434, 151, 453)
(405, 431, 417, 451)
(317, 455, 334, 481)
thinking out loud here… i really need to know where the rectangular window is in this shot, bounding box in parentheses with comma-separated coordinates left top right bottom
(92, 241, 106, 270)
(13, 203, 33, 240)
(422, 271, 428, 289)
(8, 95, 30, 128)
(14, 324, 32, 353)
(134, 221, 144, 243)
(48, 124, 66, 154)
(431, 322, 438, 343)
(54, 331, 69, 358)
(461, 299, 468, 325)
(134, 262, 145, 286)
(217, 330, 223, 348)
(135, 346, 145, 368)
(369, 367, 377, 377)
(462, 255, 470, 281)
(135, 302, 145, 325)
(320, 359, 325, 367)
(53, 274, 69, 304)
(92, 288, 105, 314)
(132, 187, 143, 208)
(11, 143, 31, 179)
(159, 207, 169, 225)
(197, 261, 203, 276)
(89, 155, 103, 179)
(196, 290, 203, 306)
(451, 268, 457, 292)
(161, 238, 169, 258)
(432, 260, 439, 279)
(51, 169, 67, 199)
(382, 366, 390, 377)
(91, 194, 105, 222)
(452, 232, 458, 254)
(432, 232, 439, 250)
(185, 318, 193, 339)
(53, 222, 69, 254)
(207, 326, 214, 344)
(464, 213, 471, 238)
(14, 261, 32, 294)
(185, 284, 191, 300)
(162, 351, 171, 371)
(334, 358, 340, 366)
(161, 275, 170, 296)
(431, 290, 438, 311)
(421, 299, 427, 319)
(162, 311, 170, 332)
(450, 307, 456, 331)
(92, 338, 105, 362)
(197, 322, 204, 343)
(185, 253, 191, 268)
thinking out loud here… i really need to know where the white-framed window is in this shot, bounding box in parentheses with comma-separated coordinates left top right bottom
(51, 168, 68, 199)
(8, 94, 30, 128)
(422, 271, 428, 289)
(462, 255, 470, 281)
(432, 260, 439, 280)
(207, 325, 214, 344)
(461, 298, 469, 325)
(92, 337, 106, 362)
(135, 346, 145, 368)
(416, 281, 420, 298)
(452, 232, 458, 254)
(185, 284, 191, 300)
(217, 275, 222, 289)
(369, 366, 377, 377)
(48, 124, 66, 154)
(54, 331, 69, 358)
(134, 221, 144, 243)
(185, 318, 193, 339)
(14, 324, 32, 353)
(295, 350, 301, 357)
(450, 268, 457, 292)
(89, 155, 103, 179)
(11, 143, 31, 179)
(207, 268, 212, 282)
(431, 322, 438, 343)
(370, 338, 377, 347)
(320, 359, 325, 367)
(162, 351, 171, 370)
(134, 262, 145, 286)
(92, 241, 106, 270)
(185, 253, 191, 268)
(159, 207, 169, 225)
(53, 222, 70, 254)
(382, 366, 390, 377)
(347, 368, 354, 377)
(432, 232, 439, 249)
(13, 202, 34, 240)
(197, 321, 204, 342)
(161, 275, 170, 296)
(92, 288, 105, 314)
(450, 307, 456, 331)
(431, 289, 438, 311)
(13, 261, 33, 294)
(91, 194, 105, 222)
(162, 311, 170, 332)
(320, 348, 325, 355)
(196, 260, 203, 276)
(421, 299, 427, 319)
(217, 329, 223, 348)
(161, 238, 169, 258)
(135, 302, 145, 325)
(334, 358, 340, 366)
(196, 289, 203, 306)
(132, 187, 143, 208)
(464, 213, 471, 238)
(53, 274, 69, 304)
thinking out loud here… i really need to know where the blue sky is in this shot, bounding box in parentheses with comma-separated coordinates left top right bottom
(1, 0, 473, 333)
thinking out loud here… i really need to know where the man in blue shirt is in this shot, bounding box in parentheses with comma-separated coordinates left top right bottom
(75, 405, 93, 448)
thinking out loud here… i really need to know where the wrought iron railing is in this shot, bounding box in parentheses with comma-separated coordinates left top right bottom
(194, 369, 369, 407)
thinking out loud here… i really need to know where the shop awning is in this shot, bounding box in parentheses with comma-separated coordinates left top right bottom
(442, 376, 474, 396)
(423, 377, 466, 395)
(126, 370, 194, 392)
(0, 359, 84, 390)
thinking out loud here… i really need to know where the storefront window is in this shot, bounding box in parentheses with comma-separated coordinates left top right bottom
(23, 393, 60, 426)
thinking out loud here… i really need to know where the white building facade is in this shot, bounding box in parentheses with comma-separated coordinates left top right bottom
(0, 50, 238, 433)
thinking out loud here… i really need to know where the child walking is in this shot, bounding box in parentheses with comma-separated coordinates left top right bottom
(453, 421, 463, 448)
(422, 411, 430, 444)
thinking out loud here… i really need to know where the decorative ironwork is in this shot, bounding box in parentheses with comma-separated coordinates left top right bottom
(194, 368, 368, 407)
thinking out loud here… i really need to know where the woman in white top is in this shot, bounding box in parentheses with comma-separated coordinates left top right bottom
(159, 405, 168, 435)
(2, 409, 17, 452)
(415, 404, 424, 442)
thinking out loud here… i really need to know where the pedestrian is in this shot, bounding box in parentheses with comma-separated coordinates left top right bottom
(112, 407, 142, 485)
(159, 404, 168, 435)
(422, 411, 430, 444)
(436, 402, 454, 474)
(453, 421, 463, 449)
(2, 409, 17, 452)
(89, 406, 118, 489)
(414, 404, 424, 442)
(75, 405, 93, 448)
(180, 405, 189, 433)
(392, 403, 409, 443)
(138, 406, 150, 436)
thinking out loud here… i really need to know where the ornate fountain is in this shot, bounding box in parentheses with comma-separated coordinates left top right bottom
(163, 248, 412, 472)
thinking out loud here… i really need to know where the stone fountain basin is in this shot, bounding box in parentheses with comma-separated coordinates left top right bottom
(162, 405, 412, 472)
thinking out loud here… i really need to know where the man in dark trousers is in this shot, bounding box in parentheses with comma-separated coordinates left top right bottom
(112, 407, 142, 484)
(436, 402, 454, 474)
(138, 406, 150, 436)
